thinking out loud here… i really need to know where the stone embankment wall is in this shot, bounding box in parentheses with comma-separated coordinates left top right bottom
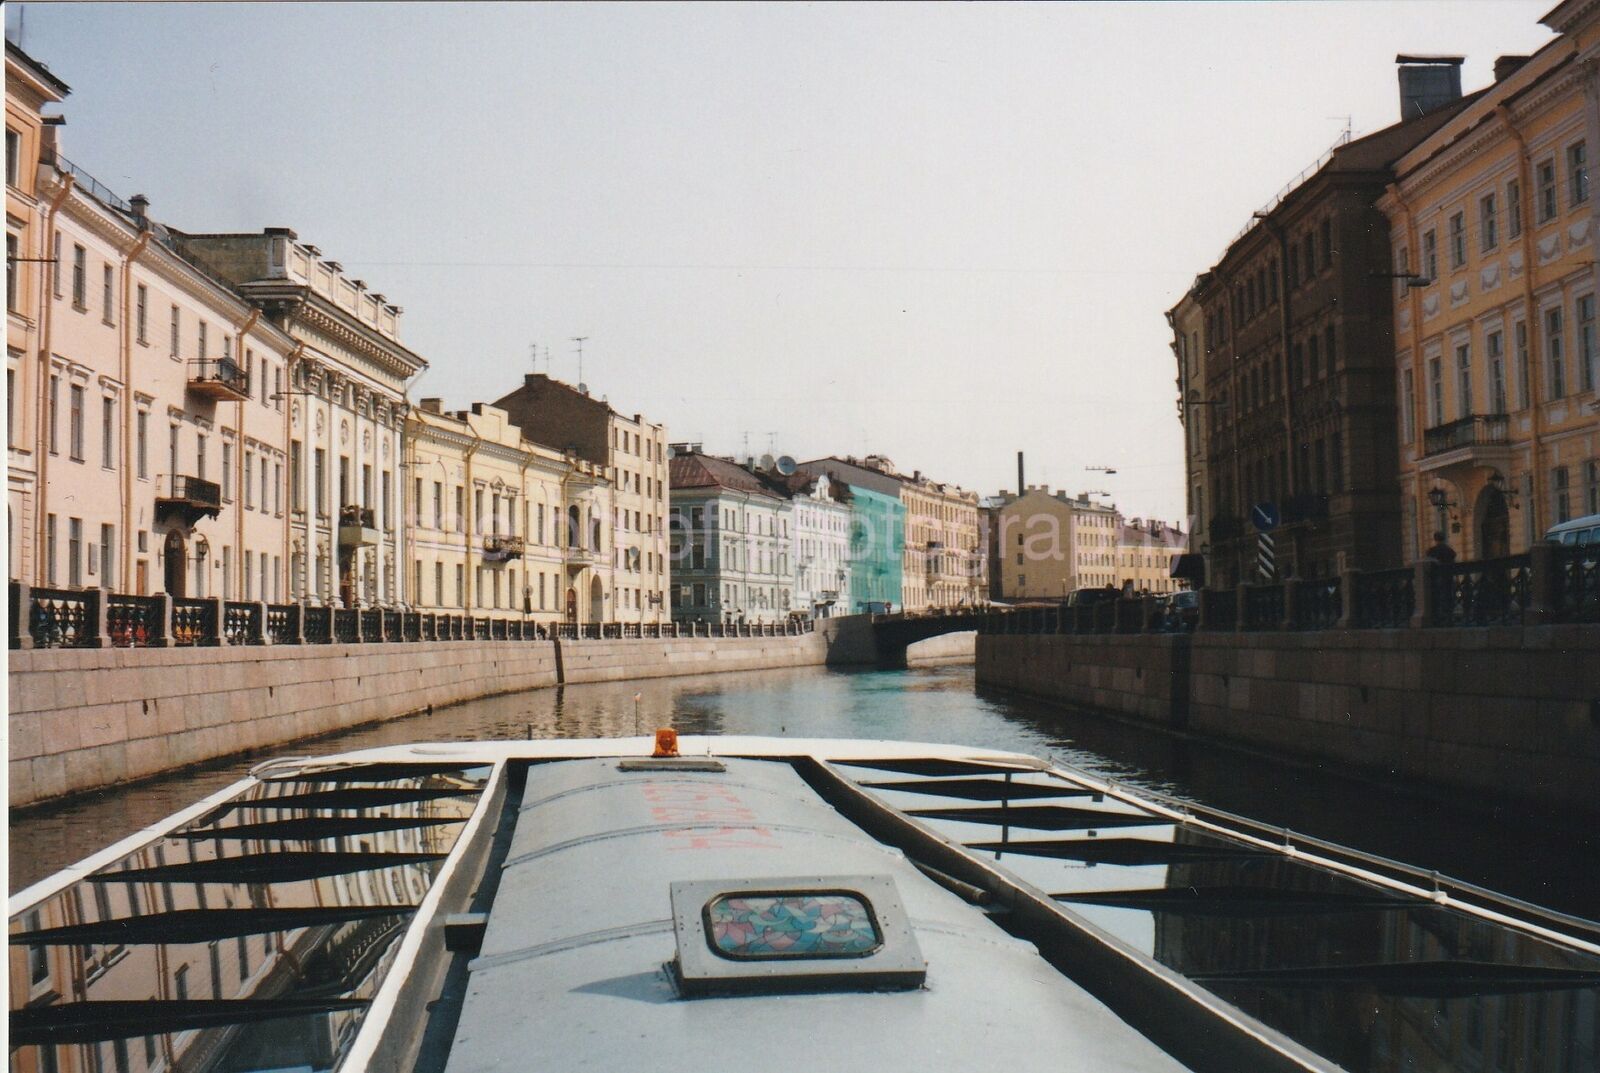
(10, 629, 848, 808)
(976, 626, 1600, 816)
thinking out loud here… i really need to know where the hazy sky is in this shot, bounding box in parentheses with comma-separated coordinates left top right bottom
(8, 2, 1556, 522)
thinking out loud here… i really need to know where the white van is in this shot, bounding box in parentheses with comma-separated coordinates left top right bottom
(1545, 513, 1600, 546)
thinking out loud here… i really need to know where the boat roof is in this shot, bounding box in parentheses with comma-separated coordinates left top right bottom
(10, 736, 1600, 1073)
(444, 755, 1190, 1073)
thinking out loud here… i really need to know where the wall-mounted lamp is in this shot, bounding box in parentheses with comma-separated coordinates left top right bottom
(1487, 471, 1521, 510)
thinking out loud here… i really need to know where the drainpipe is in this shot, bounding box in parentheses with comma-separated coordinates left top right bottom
(1386, 179, 1428, 561)
(284, 342, 304, 600)
(233, 308, 260, 601)
(34, 171, 75, 584)
(119, 227, 153, 592)
(463, 422, 482, 609)
(1498, 103, 1546, 544)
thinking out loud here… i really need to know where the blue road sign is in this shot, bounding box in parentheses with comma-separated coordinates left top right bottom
(1251, 502, 1280, 532)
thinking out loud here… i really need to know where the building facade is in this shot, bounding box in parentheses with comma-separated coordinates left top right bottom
(990, 487, 1120, 600)
(1186, 62, 1479, 587)
(777, 468, 853, 619)
(8, 47, 308, 604)
(667, 448, 791, 624)
(494, 374, 668, 624)
(405, 400, 613, 625)
(1381, 9, 1600, 561)
(1116, 517, 1189, 596)
(898, 471, 984, 610)
(1168, 283, 1209, 584)
(799, 456, 906, 612)
(172, 230, 424, 608)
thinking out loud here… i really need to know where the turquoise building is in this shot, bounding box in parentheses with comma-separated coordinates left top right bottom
(800, 457, 904, 612)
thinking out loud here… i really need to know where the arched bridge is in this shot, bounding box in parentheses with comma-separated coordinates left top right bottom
(868, 608, 984, 667)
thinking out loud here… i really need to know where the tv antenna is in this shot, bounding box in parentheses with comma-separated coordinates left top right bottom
(571, 336, 589, 391)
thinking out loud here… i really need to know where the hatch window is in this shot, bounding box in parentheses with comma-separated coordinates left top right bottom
(705, 891, 881, 960)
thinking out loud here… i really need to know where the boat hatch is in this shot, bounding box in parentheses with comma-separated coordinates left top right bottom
(669, 874, 925, 996)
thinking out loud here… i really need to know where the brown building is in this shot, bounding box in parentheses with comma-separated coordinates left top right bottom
(493, 373, 668, 623)
(1187, 60, 1483, 586)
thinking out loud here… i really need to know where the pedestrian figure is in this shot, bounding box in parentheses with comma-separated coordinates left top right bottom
(1425, 531, 1457, 565)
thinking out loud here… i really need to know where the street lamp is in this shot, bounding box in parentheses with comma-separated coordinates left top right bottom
(1486, 471, 1521, 509)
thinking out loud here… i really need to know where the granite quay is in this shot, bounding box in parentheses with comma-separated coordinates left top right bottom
(974, 542, 1600, 816)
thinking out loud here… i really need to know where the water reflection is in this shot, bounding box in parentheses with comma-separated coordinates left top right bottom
(11, 665, 1600, 921)
(9, 765, 487, 1073)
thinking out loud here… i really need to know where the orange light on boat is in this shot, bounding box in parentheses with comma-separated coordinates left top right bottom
(653, 728, 680, 757)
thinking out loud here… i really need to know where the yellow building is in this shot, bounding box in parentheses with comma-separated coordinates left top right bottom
(1380, 9, 1600, 560)
(897, 470, 984, 610)
(405, 400, 613, 626)
(991, 487, 1120, 600)
(1116, 518, 1188, 596)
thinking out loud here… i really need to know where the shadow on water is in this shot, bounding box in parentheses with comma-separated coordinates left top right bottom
(11, 663, 1599, 920)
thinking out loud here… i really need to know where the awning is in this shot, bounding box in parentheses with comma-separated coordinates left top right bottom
(1170, 553, 1205, 582)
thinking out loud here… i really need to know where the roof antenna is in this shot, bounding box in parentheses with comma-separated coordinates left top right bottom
(571, 336, 589, 393)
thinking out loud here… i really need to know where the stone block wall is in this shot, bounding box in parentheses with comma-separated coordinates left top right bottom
(977, 625, 1600, 816)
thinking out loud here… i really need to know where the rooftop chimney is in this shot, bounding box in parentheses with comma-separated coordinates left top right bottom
(1396, 55, 1464, 119)
(419, 397, 443, 414)
(129, 193, 149, 223)
(1494, 55, 1531, 82)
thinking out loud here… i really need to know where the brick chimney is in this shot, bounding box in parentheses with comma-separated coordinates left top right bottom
(1494, 55, 1531, 82)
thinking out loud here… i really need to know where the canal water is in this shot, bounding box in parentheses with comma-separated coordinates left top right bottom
(10, 663, 1598, 921)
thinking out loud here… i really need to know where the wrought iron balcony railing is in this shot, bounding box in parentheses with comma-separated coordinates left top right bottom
(187, 357, 251, 401)
(483, 534, 526, 561)
(1423, 413, 1509, 457)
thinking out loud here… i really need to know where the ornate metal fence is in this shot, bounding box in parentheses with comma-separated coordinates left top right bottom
(1553, 545, 1599, 623)
(171, 598, 219, 646)
(222, 602, 262, 645)
(28, 587, 94, 648)
(108, 594, 164, 647)
(1434, 554, 1531, 627)
(1295, 578, 1342, 631)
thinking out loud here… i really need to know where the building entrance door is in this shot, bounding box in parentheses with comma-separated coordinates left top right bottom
(1478, 485, 1510, 560)
(565, 588, 577, 624)
(135, 560, 148, 596)
(163, 531, 186, 598)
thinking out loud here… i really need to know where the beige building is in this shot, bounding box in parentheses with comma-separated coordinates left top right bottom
(405, 400, 614, 625)
(494, 374, 668, 624)
(991, 487, 1119, 600)
(1116, 517, 1188, 596)
(898, 471, 984, 610)
(173, 230, 425, 607)
(1380, 10, 1600, 560)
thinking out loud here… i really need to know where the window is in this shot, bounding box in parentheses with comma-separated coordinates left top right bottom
(102, 263, 114, 322)
(1422, 229, 1437, 280)
(273, 461, 281, 514)
(51, 232, 61, 296)
(1428, 356, 1444, 426)
(101, 396, 115, 468)
(1320, 218, 1332, 268)
(136, 410, 148, 478)
(68, 383, 84, 460)
(1455, 342, 1472, 418)
(169, 304, 180, 357)
(1515, 321, 1531, 408)
(1580, 294, 1596, 393)
(135, 284, 147, 342)
(1538, 159, 1557, 221)
(4, 128, 18, 187)
(1547, 306, 1566, 398)
(1479, 193, 1498, 252)
(1570, 141, 1589, 205)
(1287, 242, 1299, 289)
(1554, 465, 1571, 523)
(1488, 330, 1506, 414)
(432, 482, 443, 529)
(1303, 232, 1316, 279)
(100, 524, 114, 591)
(68, 517, 82, 588)
(196, 433, 207, 480)
(198, 320, 208, 360)
(244, 451, 254, 509)
(5, 232, 16, 311)
(1448, 212, 1466, 268)
(1308, 334, 1320, 381)
(1401, 368, 1416, 443)
(221, 442, 233, 501)
(1507, 178, 1523, 238)
(314, 447, 327, 514)
(45, 514, 57, 584)
(71, 244, 86, 308)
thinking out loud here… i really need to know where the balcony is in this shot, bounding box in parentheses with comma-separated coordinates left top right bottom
(187, 358, 251, 402)
(338, 504, 379, 547)
(564, 544, 595, 571)
(156, 475, 222, 528)
(482, 534, 526, 562)
(1421, 414, 1511, 473)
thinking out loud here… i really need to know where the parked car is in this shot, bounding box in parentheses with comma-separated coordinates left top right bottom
(1546, 513, 1600, 547)
(1062, 587, 1120, 608)
(1170, 589, 1201, 629)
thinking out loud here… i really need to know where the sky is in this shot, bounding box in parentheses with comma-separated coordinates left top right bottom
(7, 2, 1558, 523)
